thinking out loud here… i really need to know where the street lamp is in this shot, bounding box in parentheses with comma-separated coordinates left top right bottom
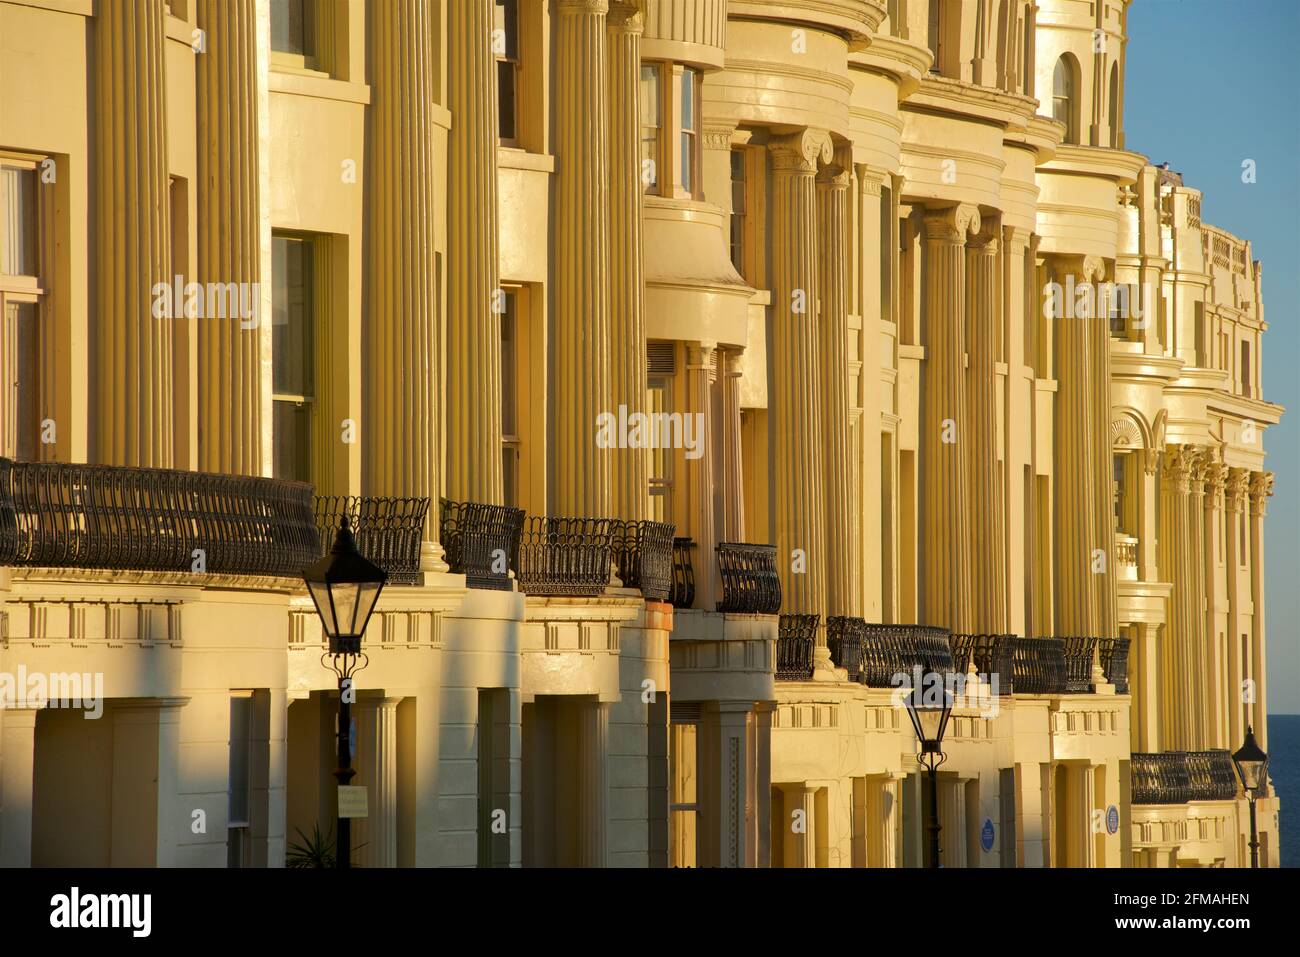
(1231, 725, 1269, 869)
(905, 669, 953, 869)
(303, 515, 387, 869)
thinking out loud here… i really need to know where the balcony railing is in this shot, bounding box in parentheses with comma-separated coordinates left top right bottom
(1115, 533, 1138, 581)
(1100, 637, 1131, 693)
(859, 624, 954, 688)
(438, 498, 524, 591)
(0, 456, 320, 578)
(515, 515, 612, 597)
(777, 613, 818, 680)
(1132, 751, 1238, 805)
(670, 537, 696, 609)
(1062, 636, 1098, 693)
(610, 520, 675, 602)
(949, 634, 1015, 693)
(715, 542, 782, 614)
(1011, 637, 1068, 695)
(315, 496, 429, 586)
(826, 616, 867, 683)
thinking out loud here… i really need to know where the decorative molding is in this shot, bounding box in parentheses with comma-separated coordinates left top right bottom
(1110, 416, 1142, 450)
(922, 203, 981, 242)
(767, 128, 833, 174)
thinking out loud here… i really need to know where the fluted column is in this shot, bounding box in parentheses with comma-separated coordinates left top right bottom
(768, 130, 832, 650)
(93, 0, 172, 467)
(195, 0, 261, 475)
(578, 700, 610, 867)
(1090, 260, 1118, 640)
(354, 697, 400, 868)
(687, 342, 718, 610)
(366, 0, 446, 569)
(966, 220, 1006, 633)
(1225, 468, 1249, 749)
(1158, 446, 1195, 750)
(554, 0, 613, 517)
(1202, 459, 1227, 748)
(1248, 471, 1274, 749)
(445, 0, 503, 502)
(817, 152, 855, 618)
(719, 349, 746, 540)
(920, 205, 980, 633)
(1050, 255, 1103, 636)
(607, 0, 649, 522)
(1187, 454, 1209, 750)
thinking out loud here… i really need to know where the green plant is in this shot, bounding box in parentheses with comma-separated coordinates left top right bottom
(286, 822, 336, 869)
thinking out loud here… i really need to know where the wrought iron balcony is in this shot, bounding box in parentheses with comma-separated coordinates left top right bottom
(715, 542, 782, 614)
(777, 613, 818, 680)
(859, 623, 954, 688)
(670, 537, 696, 609)
(1100, 636, 1131, 693)
(826, 616, 867, 683)
(1061, 636, 1099, 693)
(0, 456, 320, 578)
(316, 496, 429, 586)
(949, 634, 1015, 693)
(1132, 750, 1238, 805)
(438, 498, 524, 591)
(1011, 637, 1068, 695)
(515, 515, 612, 597)
(610, 519, 675, 602)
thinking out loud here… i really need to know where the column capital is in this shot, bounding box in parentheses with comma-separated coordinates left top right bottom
(1186, 445, 1210, 494)
(1046, 252, 1106, 283)
(702, 122, 738, 152)
(687, 340, 717, 367)
(607, 0, 644, 31)
(768, 128, 833, 174)
(1202, 459, 1228, 501)
(723, 348, 745, 375)
(1160, 445, 1196, 491)
(968, 216, 1001, 252)
(816, 145, 854, 188)
(1002, 224, 1032, 252)
(558, 0, 609, 12)
(1249, 471, 1275, 514)
(1226, 467, 1251, 513)
(855, 165, 885, 196)
(922, 203, 981, 242)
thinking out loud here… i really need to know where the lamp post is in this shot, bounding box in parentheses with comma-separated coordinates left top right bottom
(905, 669, 953, 869)
(1231, 725, 1269, 869)
(302, 515, 387, 869)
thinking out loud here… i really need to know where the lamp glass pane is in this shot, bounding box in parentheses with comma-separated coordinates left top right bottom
(352, 581, 382, 636)
(307, 580, 338, 637)
(330, 581, 361, 637)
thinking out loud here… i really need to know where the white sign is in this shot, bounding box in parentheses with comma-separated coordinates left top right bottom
(338, 785, 369, 819)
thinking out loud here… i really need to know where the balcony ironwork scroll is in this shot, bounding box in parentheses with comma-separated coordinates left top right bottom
(1061, 636, 1099, 693)
(610, 519, 675, 602)
(515, 515, 613, 596)
(316, 496, 429, 586)
(1132, 751, 1238, 805)
(0, 457, 320, 577)
(438, 498, 524, 590)
(671, 537, 696, 609)
(858, 624, 955, 689)
(1100, 636, 1130, 693)
(715, 542, 782, 614)
(948, 634, 1015, 693)
(1011, 637, 1068, 695)
(776, 613, 818, 680)
(826, 616, 867, 683)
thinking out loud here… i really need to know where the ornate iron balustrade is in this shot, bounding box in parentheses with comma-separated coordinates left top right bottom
(777, 614, 818, 680)
(0, 456, 320, 577)
(316, 496, 429, 586)
(1132, 751, 1238, 805)
(1187, 750, 1238, 801)
(826, 616, 867, 683)
(858, 624, 954, 689)
(1100, 637, 1130, 693)
(949, 634, 1015, 693)
(610, 519, 675, 602)
(1011, 637, 1068, 695)
(1061, 636, 1098, 693)
(715, 542, 782, 614)
(515, 515, 612, 596)
(438, 498, 524, 591)
(671, 537, 696, 609)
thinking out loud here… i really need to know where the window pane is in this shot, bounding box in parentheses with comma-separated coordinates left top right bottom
(670, 722, 697, 804)
(10, 301, 40, 460)
(228, 696, 252, 827)
(670, 809, 697, 867)
(680, 69, 696, 132)
(503, 447, 519, 508)
(1, 166, 38, 277)
(494, 0, 519, 59)
(640, 65, 660, 192)
(497, 61, 517, 141)
(273, 400, 311, 483)
(272, 237, 314, 398)
(501, 296, 517, 436)
(271, 0, 313, 57)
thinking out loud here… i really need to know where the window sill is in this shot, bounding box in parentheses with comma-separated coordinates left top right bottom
(269, 70, 371, 106)
(497, 148, 555, 174)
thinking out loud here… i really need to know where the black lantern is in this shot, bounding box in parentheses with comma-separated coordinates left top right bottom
(303, 516, 387, 656)
(1232, 725, 1269, 868)
(302, 515, 386, 868)
(905, 669, 953, 868)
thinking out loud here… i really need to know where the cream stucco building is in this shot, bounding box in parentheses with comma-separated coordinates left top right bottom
(0, 0, 1282, 868)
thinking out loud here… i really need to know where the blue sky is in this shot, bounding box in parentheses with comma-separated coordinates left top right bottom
(1122, 0, 1300, 713)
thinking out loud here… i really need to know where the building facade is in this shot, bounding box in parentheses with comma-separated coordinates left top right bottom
(0, 0, 1282, 868)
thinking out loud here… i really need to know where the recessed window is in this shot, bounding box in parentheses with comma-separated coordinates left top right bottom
(227, 692, 253, 868)
(669, 720, 699, 867)
(494, 0, 520, 143)
(271, 0, 315, 59)
(1053, 56, 1078, 144)
(680, 68, 699, 196)
(272, 235, 315, 483)
(647, 342, 676, 524)
(1, 161, 44, 461)
(501, 290, 520, 507)
(1240, 341, 1252, 398)
(640, 64, 661, 194)
(729, 149, 746, 274)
